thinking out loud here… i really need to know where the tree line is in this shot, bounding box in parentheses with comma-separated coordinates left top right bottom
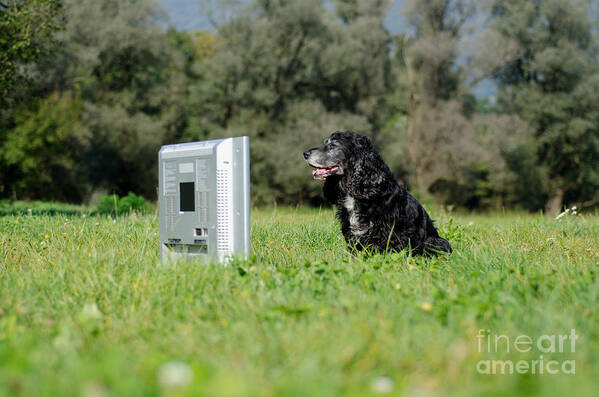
(1, 0, 598, 213)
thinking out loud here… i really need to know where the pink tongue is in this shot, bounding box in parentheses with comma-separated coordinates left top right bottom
(313, 168, 327, 176)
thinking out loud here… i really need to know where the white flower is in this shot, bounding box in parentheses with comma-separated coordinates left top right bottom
(157, 361, 193, 388)
(80, 302, 102, 321)
(371, 376, 394, 394)
(557, 206, 580, 219)
(555, 209, 570, 219)
(53, 325, 75, 354)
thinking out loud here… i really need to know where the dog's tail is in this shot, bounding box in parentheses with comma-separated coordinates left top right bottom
(423, 236, 452, 255)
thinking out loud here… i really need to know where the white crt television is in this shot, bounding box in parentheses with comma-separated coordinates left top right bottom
(158, 137, 250, 263)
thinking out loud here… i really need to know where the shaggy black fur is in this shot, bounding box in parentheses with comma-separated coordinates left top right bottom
(303, 130, 452, 256)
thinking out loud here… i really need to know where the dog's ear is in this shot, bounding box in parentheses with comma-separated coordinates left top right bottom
(354, 134, 373, 150)
(344, 135, 389, 200)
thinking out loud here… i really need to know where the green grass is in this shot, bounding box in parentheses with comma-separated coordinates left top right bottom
(1, 205, 599, 396)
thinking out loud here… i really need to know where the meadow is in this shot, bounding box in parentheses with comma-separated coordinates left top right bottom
(1, 204, 598, 396)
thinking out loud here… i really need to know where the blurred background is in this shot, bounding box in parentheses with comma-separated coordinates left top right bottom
(1, 0, 598, 213)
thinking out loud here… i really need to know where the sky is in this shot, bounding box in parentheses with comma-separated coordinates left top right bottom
(156, 0, 211, 31)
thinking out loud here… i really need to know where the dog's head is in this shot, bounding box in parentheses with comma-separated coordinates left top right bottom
(303, 130, 374, 180)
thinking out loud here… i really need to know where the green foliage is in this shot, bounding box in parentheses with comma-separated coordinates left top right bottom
(97, 192, 149, 216)
(0, 0, 186, 200)
(1, 92, 88, 201)
(0, 0, 61, 104)
(489, 0, 599, 213)
(401, 0, 489, 201)
(1, 207, 599, 395)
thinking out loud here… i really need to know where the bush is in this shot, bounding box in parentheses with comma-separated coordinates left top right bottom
(97, 192, 148, 216)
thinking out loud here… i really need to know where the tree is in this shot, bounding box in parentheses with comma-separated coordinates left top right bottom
(1, 92, 89, 201)
(0, 0, 61, 106)
(401, 0, 485, 198)
(1, 0, 186, 201)
(486, 0, 599, 213)
(187, 0, 395, 204)
(50, 0, 184, 199)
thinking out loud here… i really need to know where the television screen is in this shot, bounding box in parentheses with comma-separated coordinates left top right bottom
(179, 182, 195, 212)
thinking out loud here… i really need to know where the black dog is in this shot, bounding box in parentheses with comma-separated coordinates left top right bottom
(303, 131, 452, 255)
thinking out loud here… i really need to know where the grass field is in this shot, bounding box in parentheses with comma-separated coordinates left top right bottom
(1, 204, 599, 396)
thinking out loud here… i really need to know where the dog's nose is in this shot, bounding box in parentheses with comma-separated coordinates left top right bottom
(303, 150, 311, 159)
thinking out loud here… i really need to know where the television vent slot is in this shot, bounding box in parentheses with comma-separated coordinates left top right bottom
(198, 191, 209, 223)
(163, 162, 178, 196)
(216, 169, 232, 252)
(166, 196, 177, 233)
